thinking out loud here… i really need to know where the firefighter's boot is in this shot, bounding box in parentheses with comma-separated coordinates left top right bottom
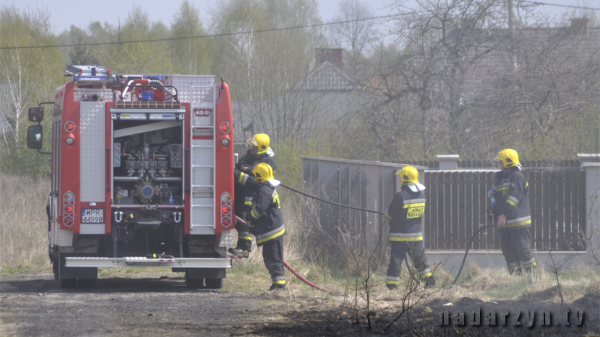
(424, 275, 436, 288)
(386, 284, 399, 290)
(521, 258, 537, 273)
(269, 283, 286, 291)
(386, 276, 400, 290)
(228, 247, 250, 258)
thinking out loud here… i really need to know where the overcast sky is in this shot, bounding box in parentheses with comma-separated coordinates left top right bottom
(5, 0, 598, 34)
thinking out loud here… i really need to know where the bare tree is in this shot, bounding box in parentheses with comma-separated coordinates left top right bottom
(170, 1, 213, 75)
(335, 0, 599, 162)
(0, 5, 62, 176)
(328, 0, 379, 77)
(212, 0, 328, 144)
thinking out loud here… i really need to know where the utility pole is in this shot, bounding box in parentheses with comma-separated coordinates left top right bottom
(507, 0, 517, 73)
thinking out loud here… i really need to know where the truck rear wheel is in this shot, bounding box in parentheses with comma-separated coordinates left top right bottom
(205, 278, 223, 289)
(185, 270, 203, 288)
(52, 260, 58, 280)
(78, 279, 97, 287)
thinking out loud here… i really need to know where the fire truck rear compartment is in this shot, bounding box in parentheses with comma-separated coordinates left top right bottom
(112, 119, 185, 206)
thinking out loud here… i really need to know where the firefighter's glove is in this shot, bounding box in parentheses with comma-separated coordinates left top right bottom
(382, 219, 391, 228)
(235, 163, 250, 172)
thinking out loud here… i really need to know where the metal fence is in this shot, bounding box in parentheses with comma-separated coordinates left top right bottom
(424, 169, 586, 251)
(300, 156, 425, 257)
(402, 159, 584, 170)
(301, 156, 587, 253)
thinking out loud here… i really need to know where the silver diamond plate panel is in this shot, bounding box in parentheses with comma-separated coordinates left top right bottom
(193, 139, 213, 147)
(80, 102, 106, 202)
(80, 224, 105, 234)
(219, 229, 234, 247)
(57, 229, 73, 246)
(190, 226, 216, 235)
(74, 88, 114, 102)
(192, 206, 213, 224)
(193, 168, 212, 186)
(192, 198, 213, 206)
(166, 75, 214, 104)
(193, 115, 212, 126)
(192, 147, 214, 166)
(192, 86, 214, 105)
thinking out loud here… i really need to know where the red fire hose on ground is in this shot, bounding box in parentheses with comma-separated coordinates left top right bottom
(234, 215, 329, 293)
(233, 183, 492, 292)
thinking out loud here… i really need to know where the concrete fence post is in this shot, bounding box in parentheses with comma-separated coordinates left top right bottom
(437, 155, 460, 170)
(579, 154, 600, 268)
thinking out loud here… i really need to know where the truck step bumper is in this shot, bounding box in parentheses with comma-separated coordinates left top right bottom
(65, 257, 232, 268)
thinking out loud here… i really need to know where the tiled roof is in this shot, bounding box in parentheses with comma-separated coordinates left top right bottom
(294, 60, 357, 92)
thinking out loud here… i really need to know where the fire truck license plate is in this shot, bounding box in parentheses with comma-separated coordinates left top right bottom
(82, 209, 104, 224)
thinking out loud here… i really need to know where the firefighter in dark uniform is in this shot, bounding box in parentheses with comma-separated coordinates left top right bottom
(230, 134, 276, 258)
(235, 163, 286, 290)
(384, 166, 436, 289)
(491, 149, 536, 274)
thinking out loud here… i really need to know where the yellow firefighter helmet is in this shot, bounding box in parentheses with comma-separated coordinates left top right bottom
(397, 166, 419, 185)
(253, 163, 275, 183)
(495, 149, 520, 168)
(247, 134, 270, 155)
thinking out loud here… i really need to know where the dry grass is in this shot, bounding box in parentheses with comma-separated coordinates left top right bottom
(0, 174, 51, 272)
(355, 263, 600, 310)
(223, 190, 338, 293)
(1, 173, 598, 309)
(225, 190, 600, 305)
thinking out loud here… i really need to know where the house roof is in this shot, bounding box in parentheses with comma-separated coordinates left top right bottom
(294, 60, 357, 92)
(232, 101, 264, 146)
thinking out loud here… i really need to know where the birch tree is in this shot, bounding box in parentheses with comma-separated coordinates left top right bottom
(0, 5, 62, 176)
(170, 1, 213, 75)
(212, 0, 327, 143)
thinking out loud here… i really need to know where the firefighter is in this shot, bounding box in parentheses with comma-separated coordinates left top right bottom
(230, 134, 276, 258)
(384, 166, 435, 289)
(490, 149, 536, 274)
(235, 163, 286, 290)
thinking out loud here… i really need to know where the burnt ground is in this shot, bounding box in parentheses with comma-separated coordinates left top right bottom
(1, 271, 599, 336)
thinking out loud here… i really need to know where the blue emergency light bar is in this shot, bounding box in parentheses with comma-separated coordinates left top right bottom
(65, 65, 111, 81)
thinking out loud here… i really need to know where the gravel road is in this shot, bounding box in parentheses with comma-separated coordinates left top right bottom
(2, 271, 598, 336)
(0, 272, 306, 337)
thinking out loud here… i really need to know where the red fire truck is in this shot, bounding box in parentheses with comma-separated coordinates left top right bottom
(27, 65, 237, 288)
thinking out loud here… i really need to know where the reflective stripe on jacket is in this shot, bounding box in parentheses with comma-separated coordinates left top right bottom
(493, 167, 532, 230)
(249, 182, 284, 246)
(385, 186, 425, 238)
(234, 150, 276, 214)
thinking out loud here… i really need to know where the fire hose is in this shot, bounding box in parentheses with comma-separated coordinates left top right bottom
(233, 183, 496, 291)
(234, 215, 330, 292)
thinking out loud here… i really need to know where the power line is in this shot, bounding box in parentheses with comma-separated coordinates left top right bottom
(517, 0, 600, 10)
(0, 13, 408, 51)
